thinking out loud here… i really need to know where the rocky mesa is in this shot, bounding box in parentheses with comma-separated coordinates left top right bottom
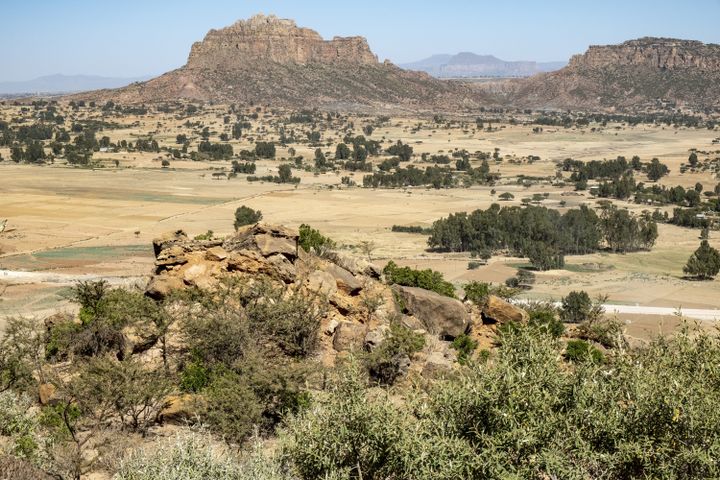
(86, 14, 489, 112)
(501, 37, 720, 111)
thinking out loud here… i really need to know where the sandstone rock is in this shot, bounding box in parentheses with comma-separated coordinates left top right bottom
(332, 321, 367, 352)
(38, 383, 58, 406)
(306, 271, 337, 297)
(394, 286, 469, 338)
(329, 292, 355, 316)
(422, 349, 456, 378)
(155, 245, 188, 269)
(266, 253, 296, 283)
(364, 325, 389, 351)
(482, 295, 529, 324)
(146, 275, 185, 300)
(254, 233, 297, 259)
(205, 246, 228, 262)
(331, 251, 382, 279)
(152, 230, 188, 256)
(324, 319, 339, 336)
(324, 263, 363, 295)
(160, 394, 196, 424)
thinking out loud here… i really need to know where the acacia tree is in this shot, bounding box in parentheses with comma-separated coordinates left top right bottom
(684, 240, 720, 279)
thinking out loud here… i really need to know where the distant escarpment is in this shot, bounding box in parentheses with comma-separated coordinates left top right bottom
(500, 38, 720, 111)
(84, 14, 489, 112)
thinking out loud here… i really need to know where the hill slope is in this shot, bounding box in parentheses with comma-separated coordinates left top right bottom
(504, 37, 720, 110)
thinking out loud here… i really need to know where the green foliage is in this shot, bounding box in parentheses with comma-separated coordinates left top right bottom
(254, 141, 276, 159)
(383, 261, 456, 298)
(365, 322, 425, 385)
(116, 432, 286, 480)
(0, 391, 43, 460)
(526, 302, 565, 338)
(463, 281, 490, 305)
(234, 206, 263, 230)
(560, 290, 593, 323)
(179, 356, 211, 393)
(0, 317, 45, 392)
(298, 224, 336, 253)
(684, 240, 720, 279)
(282, 324, 720, 479)
(451, 334, 478, 365)
(564, 339, 604, 363)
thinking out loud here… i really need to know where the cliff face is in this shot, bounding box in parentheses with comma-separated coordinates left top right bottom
(501, 37, 720, 111)
(569, 38, 720, 71)
(186, 15, 378, 69)
(82, 14, 488, 112)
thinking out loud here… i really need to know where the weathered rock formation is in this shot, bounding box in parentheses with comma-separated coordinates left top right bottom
(80, 14, 490, 112)
(145, 223, 515, 375)
(498, 37, 720, 110)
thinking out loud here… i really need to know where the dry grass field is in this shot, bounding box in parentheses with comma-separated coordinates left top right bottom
(1, 105, 719, 334)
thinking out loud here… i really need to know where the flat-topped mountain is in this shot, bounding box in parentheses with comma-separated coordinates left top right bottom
(401, 52, 564, 78)
(83, 14, 489, 112)
(504, 37, 720, 110)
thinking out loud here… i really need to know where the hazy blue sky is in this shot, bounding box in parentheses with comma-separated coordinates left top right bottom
(1, 0, 718, 81)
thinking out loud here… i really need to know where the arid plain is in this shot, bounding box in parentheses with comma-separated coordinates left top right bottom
(2, 105, 718, 340)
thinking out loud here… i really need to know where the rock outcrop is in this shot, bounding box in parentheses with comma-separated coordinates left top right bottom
(393, 285, 470, 338)
(75, 14, 491, 112)
(145, 223, 507, 375)
(481, 295, 529, 325)
(500, 37, 720, 111)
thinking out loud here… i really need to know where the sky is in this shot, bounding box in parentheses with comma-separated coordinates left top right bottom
(0, 0, 718, 82)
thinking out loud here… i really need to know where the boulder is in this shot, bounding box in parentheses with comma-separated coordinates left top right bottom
(146, 275, 185, 300)
(332, 321, 367, 352)
(38, 383, 58, 406)
(393, 286, 469, 338)
(254, 233, 297, 259)
(482, 295, 529, 324)
(223, 223, 298, 260)
(330, 251, 381, 279)
(152, 230, 188, 256)
(266, 253, 296, 283)
(324, 319, 339, 336)
(325, 263, 363, 295)
(205, 246, 228, 262)
(306, 271, 337, 297)
(155, 245, 188, 269)
(422, 349, 456, 378)
(364, 325, 389, 351)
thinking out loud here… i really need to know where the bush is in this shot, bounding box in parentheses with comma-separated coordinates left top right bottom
(365, 322, 425, 385)
(298, 224, 335, 254)
(564, 339, 604, 363)
(383, 261, 455, 298)
(526, 303, 564, 338)
(234, 206, 263, 230)
(560, 290, 593, 323)
(451, 334, 478, 365)
(116, 432, 285, 480)
(280, 324, 720, 479)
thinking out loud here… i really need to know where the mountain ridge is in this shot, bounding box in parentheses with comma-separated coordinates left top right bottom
(401, 52, 565, 78)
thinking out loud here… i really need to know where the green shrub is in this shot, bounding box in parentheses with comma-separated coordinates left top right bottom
(234, 206, 263, 230)
(560, 290, 593, 323)
(365, 322, 425, 385)
(564, 339, 604, 364)
(451, 334, 478, 365)
(383, 261, 455, 298)
(526, 302, 565, 338)
(298, 224, 336, 253)
(463, 281, 490, 305)
(116, 432, 286, 480)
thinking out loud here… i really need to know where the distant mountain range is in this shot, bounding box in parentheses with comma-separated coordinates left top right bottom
(400, 53, 566, 78)
(0, 74, 152, 95)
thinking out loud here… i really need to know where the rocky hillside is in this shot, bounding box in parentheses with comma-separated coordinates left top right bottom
(146, 223, 526, 376)
(502, 37, 720, 110)
(84, 14, 490, 112)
